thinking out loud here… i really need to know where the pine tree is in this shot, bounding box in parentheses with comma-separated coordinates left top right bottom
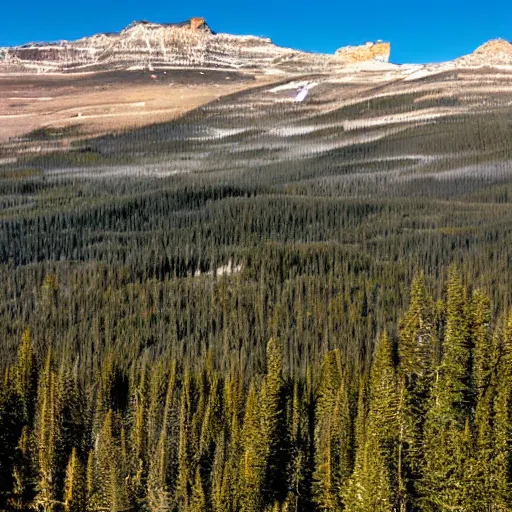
(14, 328, 37, 425)
(146, 363, 177, 512)
(128, 362, 148, 506)
(8, 426, 32, 510)
(420, 269, 472, 511)
(260, 337, 289, 506)
(58, 362, 85, 475)
(92, 410, 130, 512)
(147, 434, 173, 512)
(189, 468, 207, 512)
(313, 350, 351, 510)
(240, 382, 264, 512)
(488, 312, 512, 510)
(464, 290, 497, 510)
(285, 380, 313, 512)
(85, 451, 95, 512)
(470, 290, 492, 398)
(210, 431, 227, 512)
(343, 428, 393, 512)
(176, 372, 192, 510)
(398, 273, 434, 380)
(0, 368, 23, 508)
(343, 333, 398, 511)
(397, 274, 434, 511)
(33, 351, 61, 512)
(63, 448, 86, 512)
(437, 269, 471, 419)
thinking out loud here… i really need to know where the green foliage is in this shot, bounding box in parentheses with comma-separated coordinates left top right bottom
(4, 82, 512, 509)
(313, 350, 351, 510)
(1, 275, 512, 510)
(344, 332, 398, 511)
(63, 448, 86, 512)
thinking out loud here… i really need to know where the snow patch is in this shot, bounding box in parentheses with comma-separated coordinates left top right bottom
(269, 81, 319, 93)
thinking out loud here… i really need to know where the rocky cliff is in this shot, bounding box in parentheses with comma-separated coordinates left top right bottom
(335, 41, 391, 63)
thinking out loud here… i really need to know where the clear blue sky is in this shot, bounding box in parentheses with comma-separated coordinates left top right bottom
(2, 0, 511, 64)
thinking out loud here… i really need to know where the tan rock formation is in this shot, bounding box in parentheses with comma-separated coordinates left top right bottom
(335, 41, 391, 63)
(456, 38, 512, 66)
(189, 17, 207, 31)
(472, 38, 512, 57)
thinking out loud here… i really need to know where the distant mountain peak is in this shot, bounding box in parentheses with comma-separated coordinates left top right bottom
(457, 38, 512, 66)
(474, 38, 512, 53)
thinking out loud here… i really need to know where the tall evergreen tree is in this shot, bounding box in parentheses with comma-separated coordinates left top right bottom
(63, 448, 86, 512)
(313, 349, 351, 510)
(261, 337, 289, 506)
(9, 426, 32, 510)
(0, 368, 23, 508)
(420, 269, 472, 511)
(488, 311, 512, 510)
(240, 382, 265, 512)
(397, 274, 435, 511)
(91, 410, 129, 512)
(33, 351, 61, 512)
(344, 332, 398, 511)
(14, 329, 37, 425)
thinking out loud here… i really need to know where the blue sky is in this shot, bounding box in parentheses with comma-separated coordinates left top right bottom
(2, 0, 511, 64)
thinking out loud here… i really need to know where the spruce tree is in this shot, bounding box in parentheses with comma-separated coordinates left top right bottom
(14, 328, 37, 425)
(92, 410, 129, 512)
(63, 448, 86, 512)
(0, 368, 23, 508)
(9, 426, 32, 510)
(240, 382, 264, 512)
(465, 290, 497, 510)
(146, 363, 177, 512)
(344, 332, 398, 511)
(313, 349, 351, 510)
(189, 468, 207, 512)
(261, 337, 289, 506)
(33, 351, 61, 512)
(397, 274, 434, 510)
(420, 269, 472, 511)
(489, 312, 512, 510)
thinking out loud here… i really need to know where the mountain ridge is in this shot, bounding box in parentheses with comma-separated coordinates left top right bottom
(0, 17, 393, 74)
(2, 18, 511, 75)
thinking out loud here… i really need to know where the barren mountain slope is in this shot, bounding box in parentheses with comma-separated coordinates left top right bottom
(2, 20, 512, 167)
(0, 18, 391, 74)
(0, 69, 275, 143)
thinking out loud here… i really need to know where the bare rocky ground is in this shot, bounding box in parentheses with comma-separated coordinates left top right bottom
(0, 69, 272, 144)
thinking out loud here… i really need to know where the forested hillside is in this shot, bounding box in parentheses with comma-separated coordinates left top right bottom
(1, 271, 511, 511)
(2, 62, 512, 511)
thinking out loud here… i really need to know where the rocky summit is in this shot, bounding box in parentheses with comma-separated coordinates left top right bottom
(456, 38, 512, 66)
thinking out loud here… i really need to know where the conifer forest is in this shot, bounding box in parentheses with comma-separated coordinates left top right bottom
(2, 67, 512, 512)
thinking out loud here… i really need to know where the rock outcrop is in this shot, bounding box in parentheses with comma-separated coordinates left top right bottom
(126, 17, 213, 33)
(335, 41, 391, 63)
(456, 38, 512, 66)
